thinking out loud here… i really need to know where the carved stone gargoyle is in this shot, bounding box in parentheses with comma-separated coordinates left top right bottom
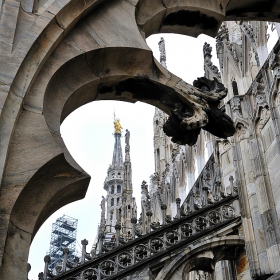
(114, 76, 235, 146)
(163, 77, 235, 145)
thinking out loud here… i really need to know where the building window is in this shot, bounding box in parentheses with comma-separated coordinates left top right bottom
(111, 198, 114, 206)
(232, 81, 239, 96)
(117, 185, 121, 193)
(117, 198, 120, 204)
(111, 186, 114, 194)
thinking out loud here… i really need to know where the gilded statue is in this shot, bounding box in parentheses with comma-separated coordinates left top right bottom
(114, 119, 122, 134)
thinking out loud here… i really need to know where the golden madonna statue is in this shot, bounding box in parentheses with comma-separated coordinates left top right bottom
(114, 119, 122, 134)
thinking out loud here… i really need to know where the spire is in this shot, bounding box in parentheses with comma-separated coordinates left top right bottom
(203, 42, 221, 82)
(124, 129, 132, 192)
(112, 119, 123, 168)
(125, 129, 130, 162)
(158, 37, 167, 68)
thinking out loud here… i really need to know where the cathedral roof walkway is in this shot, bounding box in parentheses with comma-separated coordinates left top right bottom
(42, 195, 242, 280)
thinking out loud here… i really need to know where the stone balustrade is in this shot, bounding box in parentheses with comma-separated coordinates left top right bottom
(40, 195, 240, 280)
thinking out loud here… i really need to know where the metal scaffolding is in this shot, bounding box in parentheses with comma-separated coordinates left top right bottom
(48, 215, 78, 271)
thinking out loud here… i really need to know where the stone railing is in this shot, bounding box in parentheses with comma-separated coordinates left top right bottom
(40, 195, 240, 280)
(181, 154, 237, 216)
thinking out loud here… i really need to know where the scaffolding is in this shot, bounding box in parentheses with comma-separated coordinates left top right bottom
(48, 215, 78, 271)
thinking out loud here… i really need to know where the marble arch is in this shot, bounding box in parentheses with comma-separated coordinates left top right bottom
(154, 235, 245, 280)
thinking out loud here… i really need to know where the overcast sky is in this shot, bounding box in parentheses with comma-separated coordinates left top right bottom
(27, 30, 278, 279)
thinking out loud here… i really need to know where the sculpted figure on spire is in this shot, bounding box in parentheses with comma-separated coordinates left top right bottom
(125, 129, 130, 146)
(114, 119, 122, 134)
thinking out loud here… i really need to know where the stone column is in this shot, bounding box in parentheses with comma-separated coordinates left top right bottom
(98, 233, 104, 254)
(176, 198, 181, 219)
(115, 224, 121, 246)
(161, 204, 167, 225)
(81, 239, 88, 264)
(131, 217, 137, 239)
(43, 255, 50, 280)
(146, 211, 153, 233)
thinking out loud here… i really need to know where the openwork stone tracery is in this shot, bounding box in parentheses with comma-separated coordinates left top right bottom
(42, 197, 240, 280)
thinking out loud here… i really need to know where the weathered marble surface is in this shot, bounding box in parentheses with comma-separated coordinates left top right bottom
(1, 0, 280, 279)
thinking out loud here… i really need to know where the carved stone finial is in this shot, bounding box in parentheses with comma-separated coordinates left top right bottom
(115, 224, 121, 230)
(146, 211, 153, 217)
(203, 42, 221, 82)
(81, 239, 88, 246)
(141, 180, 148, 193)
(125, 129, 131, 161)
(150, 172, 160, 185)
(158, 37, 167, 68)
(203, 42, 212, 58)
(216, 23, 229, 42)
(176, 198, 181, 204)
(161, 204, 167, 210)
(141, 180, 147, 187)
(44, 255, 51, 263)
(125, 129, 130, 146)
(100, 196, 106, 212)
(63, 248, 69, 254)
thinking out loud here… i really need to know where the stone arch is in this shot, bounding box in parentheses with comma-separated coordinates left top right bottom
(136, 0, 225, 38)
(1, 154, 89, 279)
(43, 47, 167, 140)
(136, 0, 280, 40)
(155, 236, 244, 280)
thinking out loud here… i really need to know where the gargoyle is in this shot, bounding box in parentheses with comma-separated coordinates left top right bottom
(163, 77, 235, 145)
(112, 76, 235, 146)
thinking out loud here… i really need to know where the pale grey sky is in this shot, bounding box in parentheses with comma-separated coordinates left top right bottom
(28, 31, 278, 280)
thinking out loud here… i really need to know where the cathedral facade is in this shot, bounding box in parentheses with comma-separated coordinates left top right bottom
(1, 1, 280, 280)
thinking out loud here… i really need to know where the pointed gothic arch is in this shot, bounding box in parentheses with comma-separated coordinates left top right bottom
(154, 236, 245, 280)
